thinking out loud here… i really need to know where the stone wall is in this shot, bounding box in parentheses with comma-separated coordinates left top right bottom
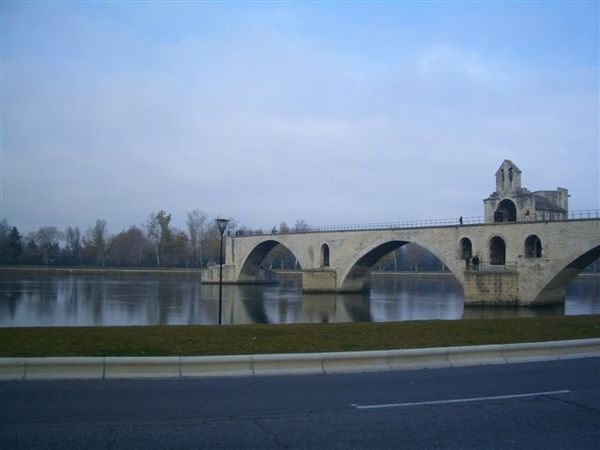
(464, 271, 519, 305)
(302, 269, 337, 293)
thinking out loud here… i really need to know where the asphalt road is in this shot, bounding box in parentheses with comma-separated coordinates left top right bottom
(1, 358, 599, 449)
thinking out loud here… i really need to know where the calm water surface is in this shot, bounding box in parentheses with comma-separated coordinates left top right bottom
(0, 273, 598, 327)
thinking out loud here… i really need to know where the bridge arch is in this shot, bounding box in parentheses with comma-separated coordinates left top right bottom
(340, 240, 406, 291)
(531, 244, 600, 305)
(339, 238, 459, 292)
(237, 239, 303, 283)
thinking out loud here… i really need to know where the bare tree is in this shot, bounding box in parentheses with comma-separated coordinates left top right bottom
(293, 219, 309, 232)
(109, 226, 148, 266)
(91, 220, 108, 267)
(145, 210, 172, 267)
(405, 243, 430, 272)
(145, 212, 161, 267)
(171, 229, 190, 267)
(65, 226, 81, 263)
(82, 220, 107, 267)
(35, 226, 62, 265)
(187, 209, 207, 267)
(157, 211, 173, 266)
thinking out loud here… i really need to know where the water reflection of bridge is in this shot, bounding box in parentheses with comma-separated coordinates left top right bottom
(219, 274, 596, 325)
(222, 283, 372, 325)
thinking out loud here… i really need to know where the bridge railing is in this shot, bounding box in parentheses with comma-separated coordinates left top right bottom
(240, 210, 599, 236)
(294, 216, 485, 234)
(567, 209, 600, 220)
(468, 262, 518, 273)
(298, 210, 598, 234)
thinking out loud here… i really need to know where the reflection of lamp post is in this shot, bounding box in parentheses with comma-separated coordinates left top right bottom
(216, 218, 229, 325)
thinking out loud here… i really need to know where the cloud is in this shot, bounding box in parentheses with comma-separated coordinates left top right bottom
(2, 3, 598, 233)
(416, 45, 502, 81)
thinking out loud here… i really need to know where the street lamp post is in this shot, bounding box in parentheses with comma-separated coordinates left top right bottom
(215, 218, 229, 326)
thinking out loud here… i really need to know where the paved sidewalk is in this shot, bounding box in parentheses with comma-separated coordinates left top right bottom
(1, 338, 598, 381)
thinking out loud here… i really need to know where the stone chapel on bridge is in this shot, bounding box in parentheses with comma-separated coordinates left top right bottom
(483, 160, 569, 223)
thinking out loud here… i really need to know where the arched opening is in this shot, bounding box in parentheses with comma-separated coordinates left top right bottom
(532, 245, 600, 305)
(341, 241, 453, 291)
(494, 199, 517, 222)
(489, 236, 506, 265)
(238, 240, 301, 282)
(460, 238, 473, 259)
(321, 244, 330, 267)
(525, 235, 542, 258)
(342, 241, 406, 291)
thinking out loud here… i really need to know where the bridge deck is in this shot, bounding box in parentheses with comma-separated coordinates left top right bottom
(234, 210, 599, 237)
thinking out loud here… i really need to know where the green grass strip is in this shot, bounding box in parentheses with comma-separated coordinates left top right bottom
(0, 315, 598, 357)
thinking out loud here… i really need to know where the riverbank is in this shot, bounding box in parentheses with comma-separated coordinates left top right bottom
(0, 266, 201, 277)
(0, 315, 598, 358)
(2, 266, 598, 279)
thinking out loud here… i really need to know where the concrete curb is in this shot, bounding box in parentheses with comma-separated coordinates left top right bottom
(1, 338, 598, 381)
(104, 356, 180, 379)
(181, 355, 253, 378)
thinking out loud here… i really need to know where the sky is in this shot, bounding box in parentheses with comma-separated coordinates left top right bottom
(1, 1, 598, 235)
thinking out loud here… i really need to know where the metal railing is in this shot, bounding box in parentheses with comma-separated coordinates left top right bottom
(304, 215, 484, 232)
(467, 262, 518, 273)
(236, 210, 599, 236)
(567, 209, 599, 220)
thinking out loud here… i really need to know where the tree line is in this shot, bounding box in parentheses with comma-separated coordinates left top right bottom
(0, 213, 313, 269)
(3, 214, 597, 273)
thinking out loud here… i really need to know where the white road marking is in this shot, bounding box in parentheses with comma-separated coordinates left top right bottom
(352, 390, 571, 410)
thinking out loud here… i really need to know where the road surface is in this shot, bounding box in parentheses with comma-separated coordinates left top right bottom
(1, 357, 599, 449)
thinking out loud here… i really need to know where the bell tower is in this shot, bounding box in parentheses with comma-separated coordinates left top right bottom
(495, 160, 522, 193)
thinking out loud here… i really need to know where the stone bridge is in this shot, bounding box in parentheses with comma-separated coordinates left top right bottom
(203, 218, 600, 306)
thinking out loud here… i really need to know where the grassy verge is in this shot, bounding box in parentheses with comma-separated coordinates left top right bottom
(0, 315, 598, 357)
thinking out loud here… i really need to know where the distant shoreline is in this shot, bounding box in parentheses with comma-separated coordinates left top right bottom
(1, 266, 598, 279)
(0, 266, 201, 277)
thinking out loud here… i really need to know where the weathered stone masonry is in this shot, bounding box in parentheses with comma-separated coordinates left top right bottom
(203, 161, 599, 306)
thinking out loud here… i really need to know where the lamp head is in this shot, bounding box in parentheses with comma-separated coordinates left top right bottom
(216, 218, 229, 235)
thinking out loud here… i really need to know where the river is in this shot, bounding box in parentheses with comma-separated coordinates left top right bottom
(0, 272, 598, 327)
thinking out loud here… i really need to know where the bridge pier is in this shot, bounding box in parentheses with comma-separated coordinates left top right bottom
(463, 270, 521, 306)
(302, 269, 338, 293)
(201, 264, 237, 284)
